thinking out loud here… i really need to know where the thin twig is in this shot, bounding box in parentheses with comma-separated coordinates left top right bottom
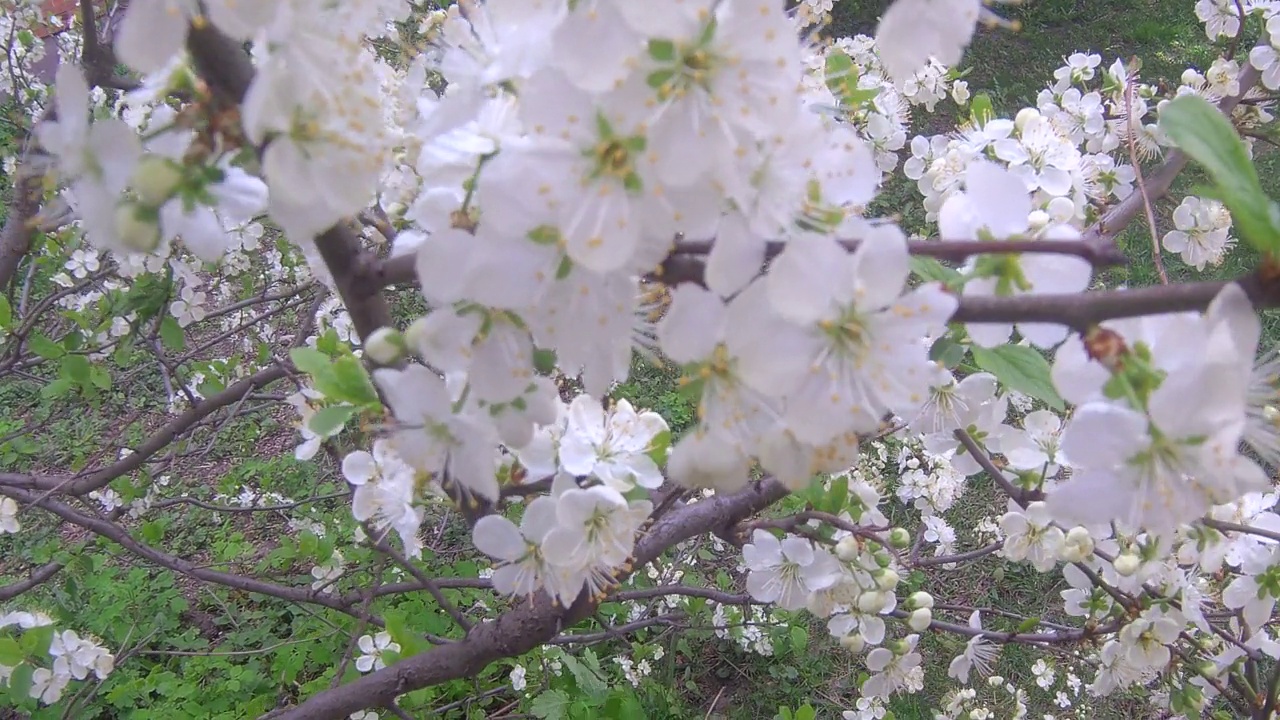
(1123, 70, 1168, 285)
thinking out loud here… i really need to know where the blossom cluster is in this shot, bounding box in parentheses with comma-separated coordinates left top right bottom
(0, 611, 115, 706)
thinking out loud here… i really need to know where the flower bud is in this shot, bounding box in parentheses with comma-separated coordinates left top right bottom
(1014, 107, 1039, 132)
(857, 590, 886, 614)
(875, 568, 899, 591)
(835, 535, 861, 561)
(907, 607, 932, 631)
(404, 316, 432, 355)
(887, 527, 911, 549)
(365, 327, 406, 365)
(1113, 553, 1141, 577)
(132, 155, 184, 207)
(887, 638, 911, 655)
(115, 204, 161, 253)
(1060, 526, 1095, 562)
(908, 591, 934, 610)
(839, 633, 865, 653)
(874, 551, 892, 568)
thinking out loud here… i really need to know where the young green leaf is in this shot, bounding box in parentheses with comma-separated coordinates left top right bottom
(970, 344, 1065, 411)
(307, 405, 357, 437)
(908, 256, 961, 286)
(1159, 94, 1280, 255)
(531, 689, 571, 720)
(159, 316, 186, 351)
(28, 333, 65, 359)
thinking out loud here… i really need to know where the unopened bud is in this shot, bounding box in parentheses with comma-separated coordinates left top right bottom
(1113, 553, 1141, 577)
(887, 638, 911, 655)
(835, 535, 860, 561)
(132, 155, 184, 207)
(839, 633, 865, 653)
(887, 527, 911, 549)
(365, 327, 406, 365)
(404, 316, 431, 355)
(874, 551, 891, 568)
(115, 204, 161, 253)
(1014, 107, 1039, 132)
(1065, 526, 1092, 547)
(857, 590, 887, 614)
(908, 607, 932, 632)
(909, 591, 934, 610)
(875, 568, 900, 591)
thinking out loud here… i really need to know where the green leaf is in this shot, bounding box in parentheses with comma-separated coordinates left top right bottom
(8, 662, 33, 704)
(39, 378, 75, 399)
(531, 689, 572, 720)
(794, 705, 817, 720)
(384, 609, 432, 658)
(561, 654, 609, 702)
(823, 50, 879, 110)
(328, 356, 380, 407)
(28, 333, 65, 359)
(90, 366, 113, 391)
(929, 335, 967, 369)
(908, 256, 960, 285)
(61, 354, 91, 386)
(307, 405, 356, 437)
(0, 295, 11, 329)
(789, 625, 808, 655)
(19, 624, 53, 657)
(970, 344, 1065, 411)
(0, 637, 23, 666)
(969, 92, 995, 125)
(1159, 94, 1280, 255)
(290, 347, 332, 377)
(646, 429, 671, 468)
(159, 316, 185, 351)
(648, 39, 675, 62)
(1016, 617, 1040, 633)
(141, 520, 165, 544)
(824, 473, 848, 516)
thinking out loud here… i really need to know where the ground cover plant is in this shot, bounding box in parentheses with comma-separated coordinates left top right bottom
(6, 1, 1280, 718)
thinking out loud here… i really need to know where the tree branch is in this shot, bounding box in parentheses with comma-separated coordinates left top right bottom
(265, 479, 790, 720)
(0, 561, 64, 601)
(0, 486, 381, 621)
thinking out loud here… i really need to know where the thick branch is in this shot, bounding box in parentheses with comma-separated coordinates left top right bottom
(266, 479, 790, 720)
(0, 561, 64, 601)
(0, 161, 43, 292)
(184, 26, 393, 342)
(951, 270, 1280, 331)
